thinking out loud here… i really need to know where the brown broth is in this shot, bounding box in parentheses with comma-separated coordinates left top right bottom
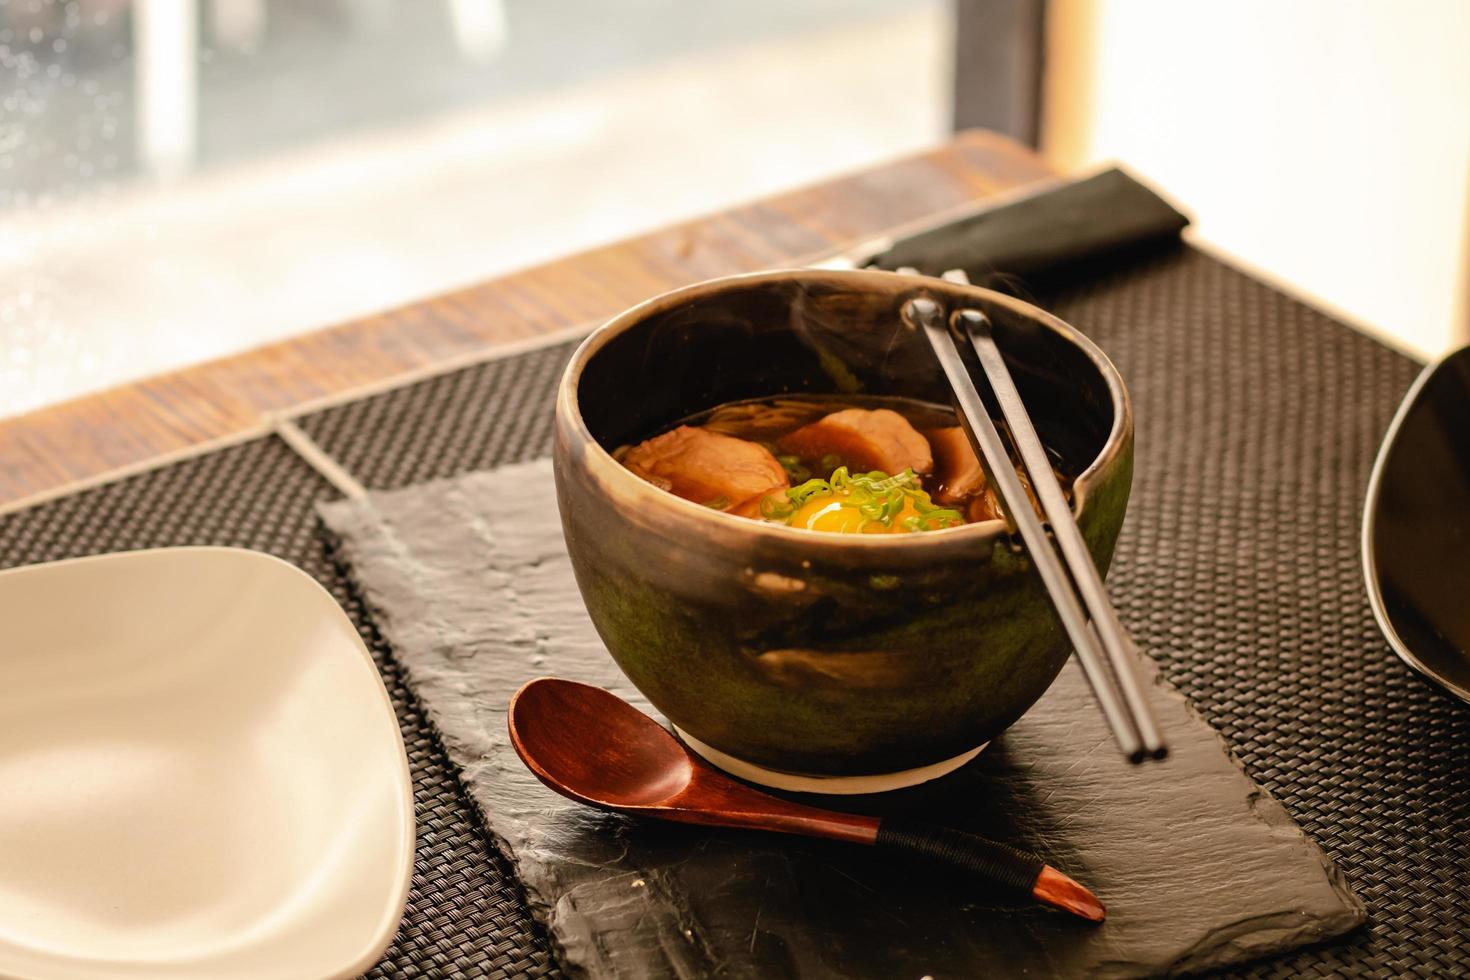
(621, 394, 1067, 531)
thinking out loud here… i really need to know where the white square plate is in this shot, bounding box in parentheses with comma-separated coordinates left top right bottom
(0, 548, 415, 979)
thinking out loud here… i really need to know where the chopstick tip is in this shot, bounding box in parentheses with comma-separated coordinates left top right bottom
(1124, 743, 1169, 764)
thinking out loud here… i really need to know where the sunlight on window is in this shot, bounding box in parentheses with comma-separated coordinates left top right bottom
(0, 0, 948, 417)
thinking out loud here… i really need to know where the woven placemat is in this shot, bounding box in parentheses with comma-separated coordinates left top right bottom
(2, 243, 1465, 977)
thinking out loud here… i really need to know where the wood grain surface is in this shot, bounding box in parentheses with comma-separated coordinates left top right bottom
(0, 131, 1053, 508)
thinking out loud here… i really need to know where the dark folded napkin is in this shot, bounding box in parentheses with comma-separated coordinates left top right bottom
(319, 460, 1363, 980)
(868, 167, 1190, 290)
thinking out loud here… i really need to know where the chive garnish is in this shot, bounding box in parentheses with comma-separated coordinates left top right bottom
(764, 465, 964, 532)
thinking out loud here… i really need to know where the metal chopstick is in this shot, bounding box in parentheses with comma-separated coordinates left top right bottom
(957, 308, 1166, 759)
(900, 296, 1164, 763)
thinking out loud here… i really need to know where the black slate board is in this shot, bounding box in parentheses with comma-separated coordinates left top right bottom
(319, 459, 1365, 979)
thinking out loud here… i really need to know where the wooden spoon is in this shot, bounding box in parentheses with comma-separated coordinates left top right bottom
(507, 677, 1105, 922)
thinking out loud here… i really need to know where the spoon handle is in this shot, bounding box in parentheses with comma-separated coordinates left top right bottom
(876, 819, 1041, 892)
(875, 819, 1104, 922)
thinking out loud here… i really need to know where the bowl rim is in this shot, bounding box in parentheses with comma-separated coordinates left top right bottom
(557, 268, 1132, 550)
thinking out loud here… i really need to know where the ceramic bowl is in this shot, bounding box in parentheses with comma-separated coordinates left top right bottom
(554, 269, 1132, 791)
(0, 547, 414, 979)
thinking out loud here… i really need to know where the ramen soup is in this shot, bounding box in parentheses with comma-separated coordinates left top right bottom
(616, 395, 1064, 534)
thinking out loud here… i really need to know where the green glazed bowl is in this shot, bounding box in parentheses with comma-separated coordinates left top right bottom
(553, 269, 1133, 789)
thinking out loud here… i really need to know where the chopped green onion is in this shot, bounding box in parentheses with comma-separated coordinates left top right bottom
(702, 495, 731, 510)
(774, 466, 966, 533)
(914, 506, 964, 530)
(760, 493, 795, 519)
(787, 477, 833, 506)
(775, 453, 811, 484)
(844, 468, 916, 494)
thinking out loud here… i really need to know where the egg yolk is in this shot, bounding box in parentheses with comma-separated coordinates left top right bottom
(789, 491, 939, 534)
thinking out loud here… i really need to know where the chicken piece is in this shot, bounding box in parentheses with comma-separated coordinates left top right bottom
(778, 408, 932, 477)
(623, 426, 789, 510)
(967, 494, 1002, 524)
(966, 467, 1042, 524)
(926, 427, 987, 505)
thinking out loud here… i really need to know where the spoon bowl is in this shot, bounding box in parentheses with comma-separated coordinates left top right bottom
(510, 677, 696, 809)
